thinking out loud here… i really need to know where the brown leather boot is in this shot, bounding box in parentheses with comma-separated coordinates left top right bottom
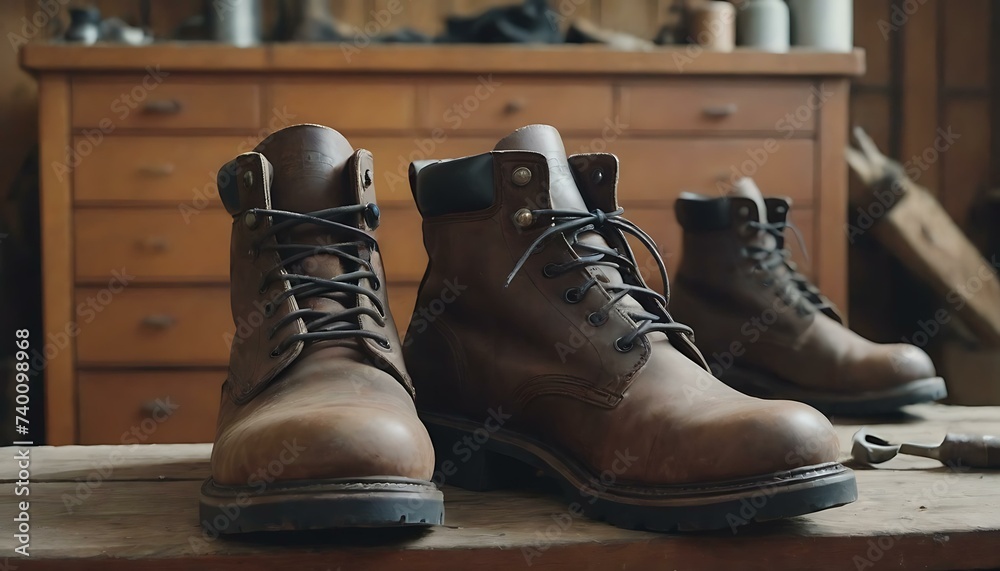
(404, 125, 856, 532)
(199, 125, 443, 533)
(672, 179, 947, 416)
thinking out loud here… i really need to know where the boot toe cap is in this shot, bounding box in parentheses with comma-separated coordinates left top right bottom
(212, 402, 435, 486)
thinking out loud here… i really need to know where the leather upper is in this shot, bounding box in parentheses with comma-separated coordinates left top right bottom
(405, 125, 841, 486)
(210, 124, 432, 486)
(673, 184, 937, 393)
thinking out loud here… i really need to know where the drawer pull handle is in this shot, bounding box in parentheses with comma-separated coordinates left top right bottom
(143, 99, 184, 114)
(141, 315, 176, 329)
(703, 104, 738, 118)
(139, 164, 175, 177)
(504, 98, 526, 114)
(141, 399, 171, 416)
(138, 237, 170, 252)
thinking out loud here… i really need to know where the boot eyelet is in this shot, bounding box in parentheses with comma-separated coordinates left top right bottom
(542, 263, 560, 278)
(564, 287, 583, 304)
(376, 338, 391, 350)
(364, 202, 380, 230)
(263, 302, 274, 317)
(588, 312, 608, 327)
(512, 166, 532, 186)
(372, 279, 381, 291)
(591, 168, 604, 185)
(514, 208, 535, 228)
(614, 337, 634, 353)
(244, 211, 260, 229)
(258, 282, 268, 294)
(269, 346, 284, 358)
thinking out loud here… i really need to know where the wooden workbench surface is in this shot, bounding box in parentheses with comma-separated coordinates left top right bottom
(2, 404, 998, 570)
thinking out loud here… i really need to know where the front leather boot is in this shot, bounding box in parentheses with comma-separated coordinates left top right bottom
(405, 124, 856, 532)
(199, 124, 443, 533)
(672, 179, 947, 415)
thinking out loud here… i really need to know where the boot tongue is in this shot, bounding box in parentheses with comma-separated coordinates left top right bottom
(254, 124, 357, 216)
(495, 125, 643, 310)
(728, 177, 776, 250)
(254, 125, 362, 322)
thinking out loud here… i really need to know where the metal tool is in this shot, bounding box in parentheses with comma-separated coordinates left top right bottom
(852, 427, 1000, 468)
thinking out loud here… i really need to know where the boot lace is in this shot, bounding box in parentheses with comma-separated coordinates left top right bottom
(249, 205, 390, 357)
(744, 219, 834, 315)
(505, 208, 692, 352)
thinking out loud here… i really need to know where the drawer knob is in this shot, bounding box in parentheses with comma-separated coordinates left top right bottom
(141, 399, 171, 416)
(143, 99, 184, 114)
(703, 104, 738, 118)
(141, 314, 176, 329)
(139, 163, 175, 177)
(504, 98, 526, 114)
(138, 237, 170, 252)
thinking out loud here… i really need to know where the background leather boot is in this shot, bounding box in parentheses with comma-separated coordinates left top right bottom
(404, 124, 856, 532)
(672, 178, 947, 416)
(199, 124, 443, 533)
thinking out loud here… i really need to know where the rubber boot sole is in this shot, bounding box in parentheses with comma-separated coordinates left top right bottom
(199, 476, 444, 534)
(722, 367, 948, 416)
(422, 412, 857, 533)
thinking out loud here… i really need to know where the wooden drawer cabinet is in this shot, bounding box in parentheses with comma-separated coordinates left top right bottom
(75, 209, 231, 282)
(596, 138, 815, 206)
(623, 80, 819, 133)
(74, 136, 243, 204)
(424, 81, 615, 132)
(25, 45, 862, 444)
(75, 287, 232, 366)
(78, 371, 223, 444)
(72, 78, 261, 131)
(271, 80, 418, 131)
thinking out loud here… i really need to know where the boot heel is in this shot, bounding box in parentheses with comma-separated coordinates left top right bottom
(425, 421, 531, 492)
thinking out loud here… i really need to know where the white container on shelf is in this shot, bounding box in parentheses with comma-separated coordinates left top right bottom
(737, 0, 790, 53)
(788, 0, 853, 52)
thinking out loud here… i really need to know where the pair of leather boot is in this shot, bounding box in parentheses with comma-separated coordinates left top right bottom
(200, 124, 857, 534)
(672, 179, 947, 415)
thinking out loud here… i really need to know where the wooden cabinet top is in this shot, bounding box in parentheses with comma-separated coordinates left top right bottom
(21, 43, 865, 76)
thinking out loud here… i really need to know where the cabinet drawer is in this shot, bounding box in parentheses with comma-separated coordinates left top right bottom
(424, 81, 614, 132)
(624, 81, 818, 133)
(74, 136, 246, 204)
(72, 79, 261, 130)
(75, 209, 231, 283)
(594, 138, 815, 206)
(271, 81, 417, 130)
(78, 370, 222, 444)
(378, 204, 427, 282)
(76, 287, 232, 366)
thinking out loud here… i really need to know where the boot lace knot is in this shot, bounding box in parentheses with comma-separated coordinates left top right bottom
(744, 219, 835, 316)
(249, 204, 390, 356)
(505, 207, 692, 352)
